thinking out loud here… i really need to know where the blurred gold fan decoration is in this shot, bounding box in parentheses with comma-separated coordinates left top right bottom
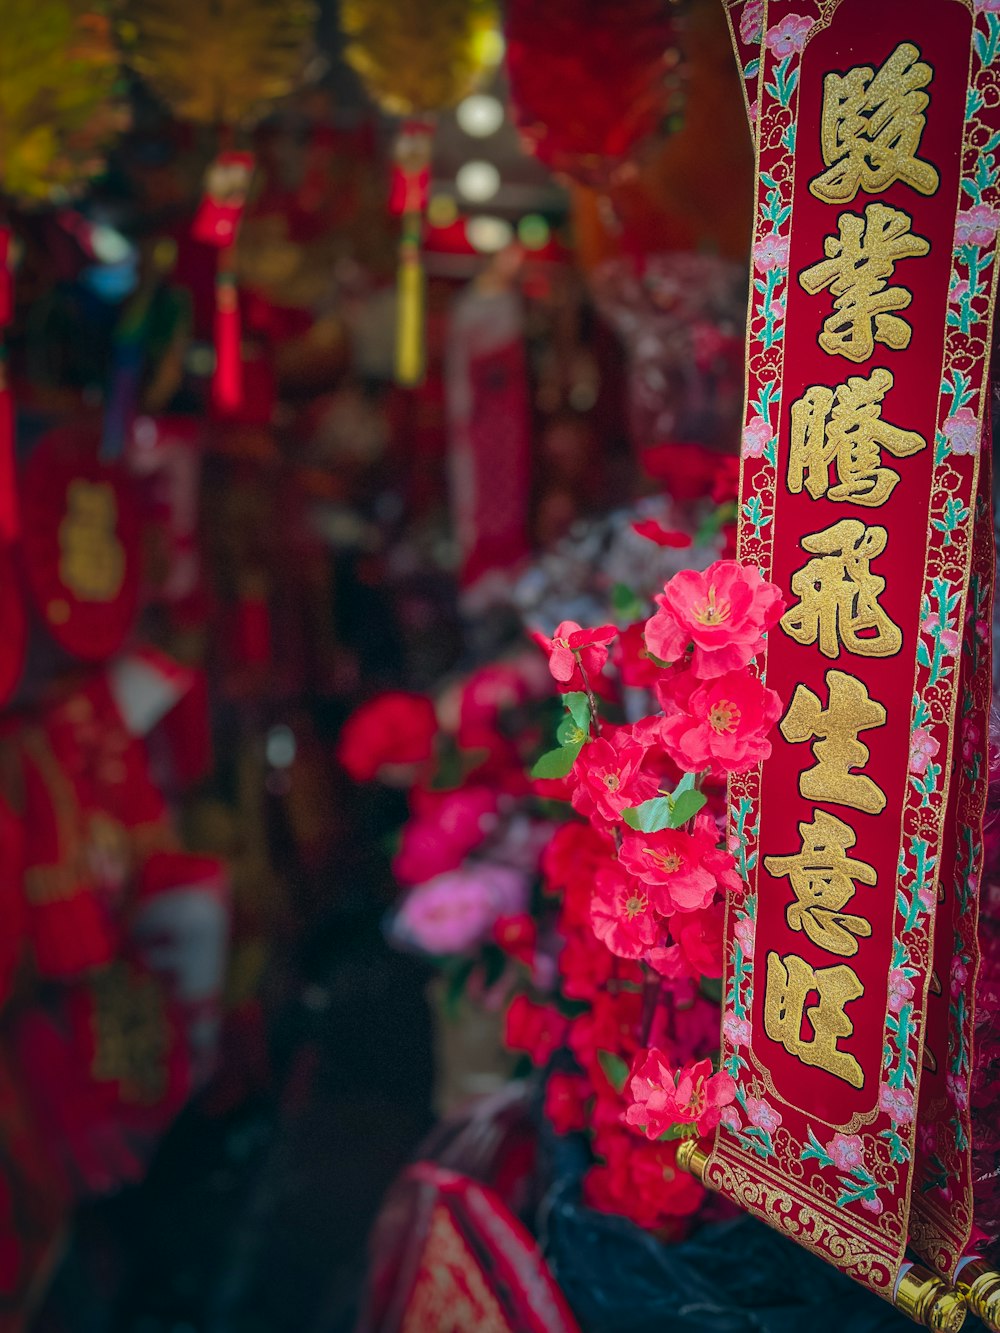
(340, 0, 502, 387)
(341, 0, 501, 118)
(125, 0, 316, 129)
(0, 0, 125, 206)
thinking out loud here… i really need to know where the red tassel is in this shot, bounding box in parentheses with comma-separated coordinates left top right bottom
(211, 253, 243, 417)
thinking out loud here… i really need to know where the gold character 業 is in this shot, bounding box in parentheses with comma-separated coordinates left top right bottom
(764, 951, 864, 1087)
(788, 368, 926, 507)
(779, 668, 888, 814)
(781, 518, 902, 659)
(764, 810, 875, 957)
(810, 42, 939, 204)
(798, 203, 929, 362)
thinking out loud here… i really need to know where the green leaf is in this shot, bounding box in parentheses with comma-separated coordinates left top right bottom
(670, 789, 707, 827)
(561, 691, 591, 732)
(658, 1121, 698, 1142)
(597, 1049, 629, 1094)
(673, 771, 696, 797)
(531, 741, 583, 779)
(556, 715, 587, 746)
(622, 796, 673, 833)
(612, 582, 644, 620)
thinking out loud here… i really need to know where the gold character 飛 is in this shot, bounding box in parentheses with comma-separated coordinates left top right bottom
(798, 203, 929, 362)
(788, 368, 926, 507)
(764, 951, 864, 1087)
(779, 668, 887, 813)
(781, 518, 902, 659)
(764, 810, 875, 957)
(810, 42, 939, 204)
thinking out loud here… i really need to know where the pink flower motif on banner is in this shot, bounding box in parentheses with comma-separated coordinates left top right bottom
(951, 955, 970, 997)
(739, 0, 764, 43)
(939, 628, 960, 655)
(752, 234, 790, 272)
(956, 203, 1000, 247)
(975, 0, 1000, 12)
(947, 1070, 969, 1109)
(962, 718, 981, 761)
(908, 727, 939, 777)
(826, 1132, 865, 1172)
(943, 406, 980, 456)
(764, 13, 812, 57)
(721, 1103, 742, 1133)
(741, 416, 772, 459)
(861, 1195, 884, 1215)
(949, 278, 970, 305)
(723, 1012, 752, 1047)
(733, 915, 754, 960)
(888, 968, 915, 1015)
(748, 99, 759, 125)
(879, 1084, 915, 1124)
(744, 1097, 782, 1135)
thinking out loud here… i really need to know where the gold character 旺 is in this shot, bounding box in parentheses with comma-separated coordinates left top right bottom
(780, 518, 902, 659)
(763, 950, 865, 1087)
(788, 368, 926, 507)
(810, 42, 940, 204)
(764, 810, 875, 957)
(798, 203, 929, 362)
(779, 668, 888, 814)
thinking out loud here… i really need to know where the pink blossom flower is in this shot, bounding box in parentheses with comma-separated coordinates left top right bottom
(541, 620, 617, 685)
(739, 0, 764, 43)
(951, 956, 970, 996)
(947, 1070, 969, 1109)
(975, 0, 1000, 12)
(879, 1084, 915, 1124)
(888, 968, 915, 1015)
(744, 1096, 782, 1135)
(395, 863, 528, 955)
(939, 629, 960, 655)
(976, 618, 990, 644)
(764, 13, 812, 57)
(943, 406, 981, 457)
(918, 1122, 938, 1154)
(826, 1132, 864, 1172)
(659, 668, 783, 777)
(723, 1012, 752, 1047)
(861, 1195, 884, 1215)
(752, 234, 790, 272)
(908, 728, 940, 777)
(741, 416, 772, 459)
(626, 1052, 737, 1139)
(956, 203, 1000, 247)
(748, 99, 759, 125)
(962, 718, 981, 761)
(949, 277, 970, 305)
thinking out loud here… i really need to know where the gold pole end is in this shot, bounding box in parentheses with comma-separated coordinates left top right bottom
(956, 1260, 1000, 1330)
(895, 1265, 966, 1331)
(676, 1137, 709, 1183)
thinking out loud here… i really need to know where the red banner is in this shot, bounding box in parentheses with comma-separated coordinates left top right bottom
(702, 0, 1000, 1310)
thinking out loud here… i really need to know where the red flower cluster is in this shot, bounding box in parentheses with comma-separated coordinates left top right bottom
(335, 691, 438, 782)
(502, 558, 784, 1230)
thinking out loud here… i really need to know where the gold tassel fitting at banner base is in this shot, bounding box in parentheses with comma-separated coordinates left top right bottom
(395, 243, 425, 387)
(676, 1138, 709, 1183)
(894, 1266, 966, 1331)
(955, 1260, 1000, 1330)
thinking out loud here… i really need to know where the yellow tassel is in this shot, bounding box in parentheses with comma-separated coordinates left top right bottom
(395, 226, 425, 387)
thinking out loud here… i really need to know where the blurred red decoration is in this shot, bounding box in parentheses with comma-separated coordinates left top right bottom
(504, 0, 685, 187)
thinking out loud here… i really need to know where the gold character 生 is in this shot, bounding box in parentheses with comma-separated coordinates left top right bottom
(788, 368, 926, 507)
(764, 810, 875, 957)
(798, 203, 929, 362)
(781, 518, 902, 659)
(810, 42, 940, 204)
(764, 951, 865, 1088)
(779, 668, 888, 814)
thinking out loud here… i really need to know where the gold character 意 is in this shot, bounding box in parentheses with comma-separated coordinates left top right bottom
(810, 42, 940, 204)
(764, 951, 864, 1088)
(781, 518, 902, 659)
(798, 203, 929, 362)
(779, 668, 887, 814)
(788, 368, 926, 507)
(764, 810, 875, 957)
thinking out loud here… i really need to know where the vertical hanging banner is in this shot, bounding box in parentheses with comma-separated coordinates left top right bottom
(692, 0, 1000, 1320)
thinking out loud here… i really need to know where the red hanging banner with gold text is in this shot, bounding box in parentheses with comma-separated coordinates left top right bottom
(706, 0, 1000, 1308)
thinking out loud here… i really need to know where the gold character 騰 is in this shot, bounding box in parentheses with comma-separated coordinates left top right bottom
(779, 668, 887, 814)
(763, 951, 864, 1088)
(798, 203, 929, 362)
(781, 518, 902, 659)
(810, 42, 939, 204)
(764, 810, 875, 957)
(788, 368, 926, 507)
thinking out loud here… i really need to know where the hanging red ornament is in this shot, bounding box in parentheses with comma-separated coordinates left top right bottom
(504, 0, 686, 188)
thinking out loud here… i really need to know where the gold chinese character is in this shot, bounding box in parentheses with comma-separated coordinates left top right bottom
(799, 203, 929, 362)
(788, 368, 926, 507)
(780, 519, 901, 659)
(58, 480, 125, 602)
(764, 951, 864, 1088)
(811, 43, 940, 204)
(764, 811, 875, 957)
(779, 668, 887, 814)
